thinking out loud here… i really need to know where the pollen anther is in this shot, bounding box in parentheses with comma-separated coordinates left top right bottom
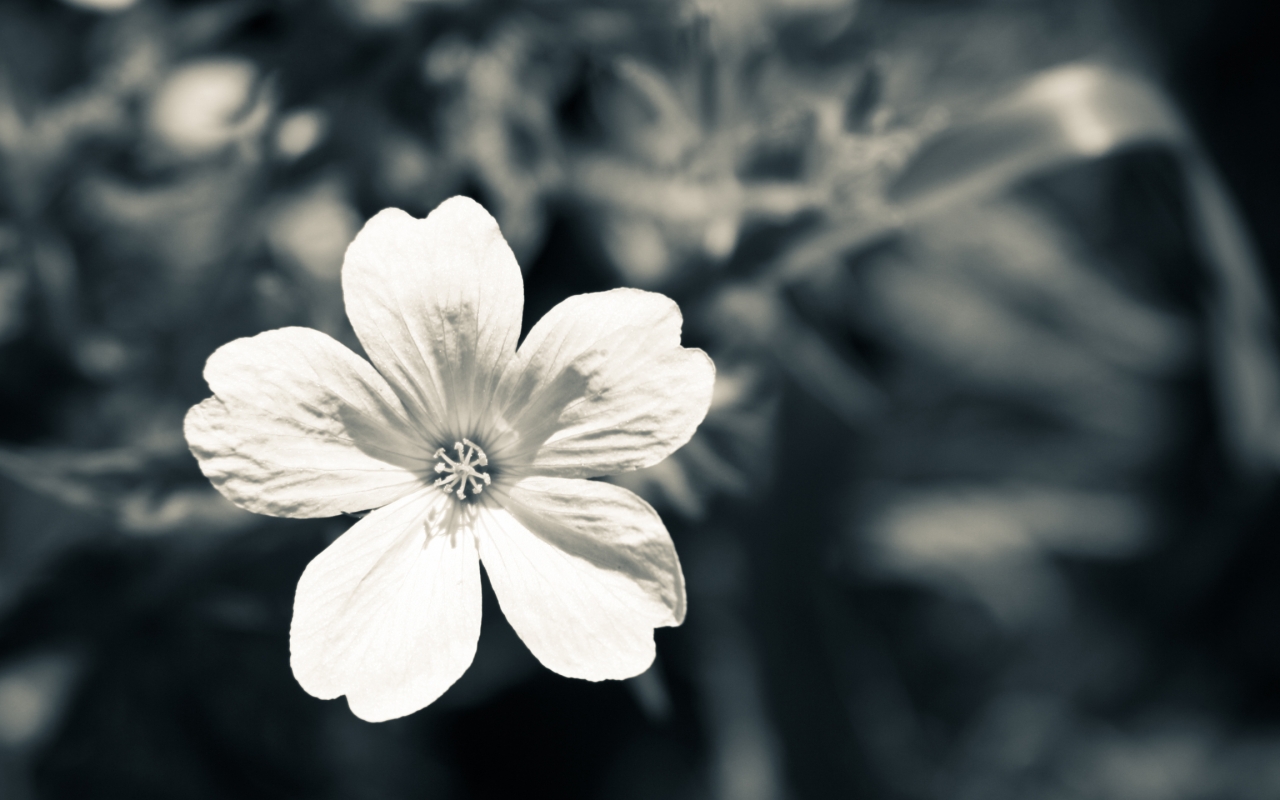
(433, 438, 492, 500)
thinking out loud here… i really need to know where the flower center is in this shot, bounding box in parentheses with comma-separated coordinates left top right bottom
(433, 439, 492, 500)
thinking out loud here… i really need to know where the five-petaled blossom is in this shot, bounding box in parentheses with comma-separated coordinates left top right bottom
(184, 197, 714, 721)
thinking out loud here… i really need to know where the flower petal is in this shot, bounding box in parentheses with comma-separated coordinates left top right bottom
(185, 327, 429, 518)
(341, 198, 524, 444)
(496, 288, 715, 478)
(290, 489, 482, 722)
(477, 476, 685, 681)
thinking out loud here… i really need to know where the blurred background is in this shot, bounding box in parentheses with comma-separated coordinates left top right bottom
(0, 0, 1278, 797)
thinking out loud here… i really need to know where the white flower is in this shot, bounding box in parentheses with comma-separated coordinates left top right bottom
(184, 196, 714, 721)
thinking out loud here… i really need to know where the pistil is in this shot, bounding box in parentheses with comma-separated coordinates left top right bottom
(433, 439, 492, 500)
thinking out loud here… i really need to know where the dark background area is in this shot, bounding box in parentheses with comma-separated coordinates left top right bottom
(1124, 0, 1280, 298)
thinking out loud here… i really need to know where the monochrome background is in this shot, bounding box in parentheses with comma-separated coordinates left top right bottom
(0, 0, 1277, 798)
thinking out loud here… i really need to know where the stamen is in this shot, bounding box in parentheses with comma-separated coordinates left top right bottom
(433, 438, 492, 500)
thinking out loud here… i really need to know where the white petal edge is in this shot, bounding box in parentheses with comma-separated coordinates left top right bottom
(290, 488, 482, 722)
(185, 327, 430, 519)
(495, 288, 715, 478)
(478, 476, 685, 681)
(342, 198, 524, 445)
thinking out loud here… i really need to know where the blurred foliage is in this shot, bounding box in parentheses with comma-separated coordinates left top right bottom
(0, 0, 1278, 799)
